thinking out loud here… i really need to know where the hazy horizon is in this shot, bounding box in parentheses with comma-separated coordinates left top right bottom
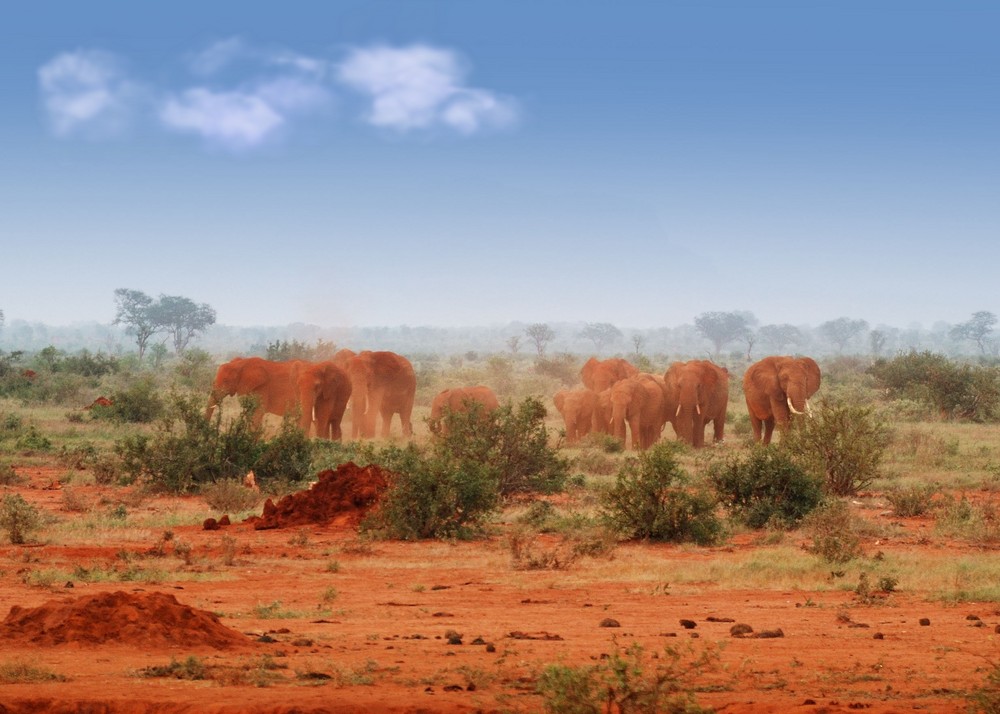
(2, 2, 997, 330)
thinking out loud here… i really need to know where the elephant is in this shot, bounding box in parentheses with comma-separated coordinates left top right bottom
(293, 360, 352, 440)
(429, 386, 500, 434)
(580, 357, 639, 393)
(608, 373, 666, 450)
(206, 357, 301, 428)
(553, 388, 599, 444)
(592, 388, 614, 435)
(344, 350, 417, 439)
(743, 355, 822, 444)
(663, 360, 729, 448)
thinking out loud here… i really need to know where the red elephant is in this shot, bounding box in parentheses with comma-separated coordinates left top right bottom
(743, 356, 821, 444)
(343, 351, 417, 439)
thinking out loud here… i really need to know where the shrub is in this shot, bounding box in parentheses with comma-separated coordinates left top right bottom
(709, 447, 825, 529)
(0, 494, 43, 544)
(780, 399, 891, 496)
(15, 425, 51, 452)
(600, 442, 723, 545)
(935, 495, 1000, 545)
(201, 479, 262, 513)
(868, 351, 1000, 422)
(536, 641, 714, 714)
(0, 462, 25, 486)
(804, 500, 863, 563)
(533, 353, 579, 387)
(884, 484, 937, 517)
(95, 377, 164, 423)
(434, 396, 569, 495)
(115, 393, 313, 493)
(362, 443, 499, 540)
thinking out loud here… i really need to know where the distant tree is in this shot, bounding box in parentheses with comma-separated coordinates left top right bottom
(113, 289, 159, 359)
(950, 311, 997, 355)
(758, 324, 803, 353)
(152, 295, 217, 354)
(0, 308, 4, 333)
(525, 323, 555, 357)
(869, 329, 887, 357)
(694, 311, 757, 356)
(742, 330, 757, 361)
(819, 317, 869, 354)
(506, 335, 521, 355)
(631, 333, 645, 357)
(579, 322, 622, 354)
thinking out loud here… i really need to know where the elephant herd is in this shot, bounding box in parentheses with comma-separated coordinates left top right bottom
(205, 350, 820, 450)
(206, 350, 417, 441)
(553, 355, 821, 450)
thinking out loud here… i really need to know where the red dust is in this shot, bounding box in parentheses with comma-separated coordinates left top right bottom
(0, 591, 249, 650)
(249, 461, 390, 530)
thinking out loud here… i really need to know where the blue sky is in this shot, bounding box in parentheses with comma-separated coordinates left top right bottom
(1, 1, 997, 330)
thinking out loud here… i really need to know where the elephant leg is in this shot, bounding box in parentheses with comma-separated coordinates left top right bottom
(399, 396, 414, 438)
(762, 417, 776, 445)
(627, 416, 642, 450)
(749, 413, 763, 442)
(379, 404, 395, 438)
(713, 416, 725, 443)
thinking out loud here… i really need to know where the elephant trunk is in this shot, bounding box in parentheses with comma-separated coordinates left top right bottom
(785, 387, 813, 418)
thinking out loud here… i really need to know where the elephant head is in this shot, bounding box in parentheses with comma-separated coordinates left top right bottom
(580, 357, 639, 393)
(777, 357, 820, 417)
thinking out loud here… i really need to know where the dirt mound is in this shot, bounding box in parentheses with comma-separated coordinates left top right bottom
(251, 461, 391, 530)
(0, 591, 249, 649)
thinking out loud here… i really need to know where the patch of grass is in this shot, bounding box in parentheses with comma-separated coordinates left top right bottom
(803, 500, 864, 563)
(252, 600, 306, 619)
(0, 493, 43, 544)
(884, 484, 937, 517)
(201, 479, 261, 513)
(139, 656, 208, 680)
(0, 660, 67, 683)
(536, 640, 717, 714)
(935, 495, 1000, 545)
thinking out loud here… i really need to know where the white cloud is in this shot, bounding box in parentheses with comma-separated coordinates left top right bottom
(189, 37, 247, 75)
(159, 76, 332, 150)
(337, 44, 518, 134)
(160, 88, 285, 149)
(38, 50, 139, 137)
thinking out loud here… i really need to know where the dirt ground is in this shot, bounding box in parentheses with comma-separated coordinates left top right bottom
(1, 465, 998, 713)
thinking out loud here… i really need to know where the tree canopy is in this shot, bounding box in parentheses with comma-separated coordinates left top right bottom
(578, 322, 622, 353)
(694, 311, 756, 356)
(113, 289, 216, 358)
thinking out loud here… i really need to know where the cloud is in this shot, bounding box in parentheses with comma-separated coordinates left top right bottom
(188, 37, 247, 75)
(39, 40, 518, 150)
(38, 50, 139, 137)
(337, 44, 518, 134)
(159, 76, 332, 150)
(159, 88, 286, 150)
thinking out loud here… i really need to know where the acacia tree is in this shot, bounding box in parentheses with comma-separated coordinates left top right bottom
(758, 324, 802, 353)
(113, 289, 159, 359)
(579, 322, 622, 354)
(694, 311, 756, 356)
(819, 317, 869, 354)
(524, 323, 555, 357)
(506, 335, 521, 354)
(950, 311, 997, 355)
(153, 295, 217, 354)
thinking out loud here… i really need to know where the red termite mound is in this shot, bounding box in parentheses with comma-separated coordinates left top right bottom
(250, 461, 391, 530)
(0, 590, 249, 649)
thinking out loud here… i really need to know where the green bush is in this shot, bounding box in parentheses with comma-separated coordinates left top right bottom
(15, 425, 51, 452)
(869, 351, 1000, 422)
(433, 396, 569, 496)
(533, 353, 579, 387)
(201, 479, 262, 513)
(536, 641, 713, 714)
(0, 494, 43, 544)
(780, 399, 891, 496)
(600, 442, 723, 545)
(884, 484, 937, 517)
(94, 377, 165, 423)
(362, 443, 500, 540)
(709, 447, 824, 529)
(115, 393, 313, 493)
(804, 500, 863, 563)
(0, 462, 25, 486)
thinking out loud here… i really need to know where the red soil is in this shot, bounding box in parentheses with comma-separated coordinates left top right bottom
(249, 461, 390, 530)
(0, 590, 249, 649)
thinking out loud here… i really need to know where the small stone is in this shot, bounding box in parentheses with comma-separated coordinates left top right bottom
(967, 614, 982, 621)
(873, 632, 884, 640)
(919, 618, 931, 626)
(64, 581, 74, 588)
(485, 643, 496, 653)
(599, 618, 621, 628)
(203, 518, 220, 531)
(679, 619, 697, 629)
(752, 628, 785, 639)
(218, 514, 231, 526)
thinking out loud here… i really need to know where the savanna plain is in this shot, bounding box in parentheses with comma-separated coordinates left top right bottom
(2, 348, 1000, 714)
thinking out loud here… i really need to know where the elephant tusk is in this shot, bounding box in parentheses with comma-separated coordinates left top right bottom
(806, 399, 814, 418)
(696, 404, 701, 416)
(675, 405, 681, 418)
(787, 396, 806, 415)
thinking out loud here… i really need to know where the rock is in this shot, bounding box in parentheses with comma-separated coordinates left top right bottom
(730, 623, 754, 637)
(599, 618, 620, 628)
(679, 619, 697, 629)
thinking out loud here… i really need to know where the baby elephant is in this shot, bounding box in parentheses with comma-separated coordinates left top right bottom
(429, 386, 500, 435)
